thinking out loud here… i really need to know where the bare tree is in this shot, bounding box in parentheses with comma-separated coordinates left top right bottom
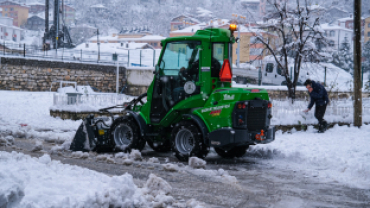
(252, 0, 328, 100)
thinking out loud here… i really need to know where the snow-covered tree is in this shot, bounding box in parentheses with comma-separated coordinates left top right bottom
(332, 38, 353, 73)
(363, 41, 370, 72)
(252, 0, 329, 99)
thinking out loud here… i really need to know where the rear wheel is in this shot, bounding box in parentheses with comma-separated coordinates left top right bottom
(171, 120, 209, 161)
(110, 117, 146, 152)
(214, 146, 249, 158)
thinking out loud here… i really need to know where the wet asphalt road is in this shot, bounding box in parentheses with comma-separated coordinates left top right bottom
(1, 139, 370, 208)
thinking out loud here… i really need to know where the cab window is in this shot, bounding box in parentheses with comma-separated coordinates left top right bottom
(266, 63, 274, 73)
(160, 41, 201, 76)
(212, 43, 224, 77)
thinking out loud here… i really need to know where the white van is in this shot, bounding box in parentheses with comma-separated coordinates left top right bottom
(233, 56, 304, 86)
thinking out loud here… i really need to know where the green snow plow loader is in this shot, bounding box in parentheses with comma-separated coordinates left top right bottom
(70, 24, 275, 161)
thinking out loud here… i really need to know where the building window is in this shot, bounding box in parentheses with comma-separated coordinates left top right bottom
(5, 14, 7, 17)
(250, 48, 263, 55)
(153, 42, 157, 46)
(330, 30, 335, 37)
(329, 40, 335, 47)
(4, 8, 7, 11)
(368, 32, 370, 37)
(10, 8, 13, 11)
(368, 23, 370, 28)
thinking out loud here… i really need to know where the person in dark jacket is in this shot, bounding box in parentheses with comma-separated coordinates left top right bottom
(303, 79, 330, 132)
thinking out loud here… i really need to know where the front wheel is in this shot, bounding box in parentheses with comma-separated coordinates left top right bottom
(171, 120, 209, 161)
(214, 146, 249, 158)
(110, 117, 146, 152)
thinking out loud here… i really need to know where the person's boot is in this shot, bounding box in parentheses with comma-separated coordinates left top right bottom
(318, 124, 324, 133)
(318, 121, 328, 133)
(323, 120, 328, 131)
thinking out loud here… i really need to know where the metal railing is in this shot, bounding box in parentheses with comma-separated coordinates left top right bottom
(1, 42, 161, 67)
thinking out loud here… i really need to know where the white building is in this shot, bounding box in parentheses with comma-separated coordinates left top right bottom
(321, 23, 353, 51)
(0, 17, 22, 43)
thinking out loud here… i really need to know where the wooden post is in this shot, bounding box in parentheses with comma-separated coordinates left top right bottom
(353, 0, 362, 127)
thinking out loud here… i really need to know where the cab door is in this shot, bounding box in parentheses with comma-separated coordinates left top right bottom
(150, 41, 201, 124)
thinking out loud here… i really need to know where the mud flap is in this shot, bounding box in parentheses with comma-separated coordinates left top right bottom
(70, 116, 96, 152)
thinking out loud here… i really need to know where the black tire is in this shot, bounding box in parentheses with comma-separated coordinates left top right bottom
(214, 146, 249, 158)
(110, 116, 146, 152)
(147, 140, 172, 152)
(171, 120, 209, 161)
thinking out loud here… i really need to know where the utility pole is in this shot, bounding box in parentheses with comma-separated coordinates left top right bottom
(97, 28, 100, 62)
(353, 0, 362, 127)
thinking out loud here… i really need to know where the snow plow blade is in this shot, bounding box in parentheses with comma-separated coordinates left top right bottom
(70, 115, 96, 152)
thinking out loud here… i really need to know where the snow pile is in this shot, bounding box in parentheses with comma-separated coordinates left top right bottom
(162, 163, 179, 172)
(0, 151, 205, 208)
(188, 157, 206, 169)
(148, 157, 160, 164)
(186, 168, 237, 184)
(71, 151, 89, 159)
(31, 140, 43, 152)
(0, 91, 80, 144)
(144, 174, 172, 196)
(143, 174, 175, 208)
(0, 136, 14, 146)
(248, 125, 370, 188)
(0, 182, 24, 208)
(130, 149, 143, 161)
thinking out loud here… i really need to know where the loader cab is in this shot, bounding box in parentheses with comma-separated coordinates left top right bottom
(150, 41, 202, 123)
(147, 28, 235, 124)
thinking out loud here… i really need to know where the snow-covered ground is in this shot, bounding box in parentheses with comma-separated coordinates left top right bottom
(248, 125, 370, 189)
(1, 90, 369, 193)
(0, 151, 204, 208)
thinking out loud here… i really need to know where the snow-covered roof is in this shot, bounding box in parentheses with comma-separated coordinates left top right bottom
(171, 15, 200, 23)
(239, 25, 267, 33)
(0, 23, 22, 30)
(70, 24, 97, 30)
(337, 17, 364, 22)
(90, 4, 106, 9)
(307, 5, 326, 11)
(26, 2, 45, 6)
(196, 7, 213, 17)
(140, 35, 166, 40)
(240, 0, 260, 3)
(320, 23, 352, 32)
(30, 11, 53, 21)
(171, 19, 231, 34)
(75, 42, 152, 52)
(171, 21, 268, 35)
(88, 35, 165, 42)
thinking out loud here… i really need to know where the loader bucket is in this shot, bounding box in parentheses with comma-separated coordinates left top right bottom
(70, 115, 96, 152)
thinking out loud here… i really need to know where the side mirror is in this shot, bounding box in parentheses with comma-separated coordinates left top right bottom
(235, 38, 240, 43)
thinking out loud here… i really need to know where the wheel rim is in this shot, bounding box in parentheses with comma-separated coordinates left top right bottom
(175, 129, 194, 155)
(113, 124, 133, 146)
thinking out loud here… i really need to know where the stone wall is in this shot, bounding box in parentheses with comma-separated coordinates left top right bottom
(0, 57, 126, 92)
